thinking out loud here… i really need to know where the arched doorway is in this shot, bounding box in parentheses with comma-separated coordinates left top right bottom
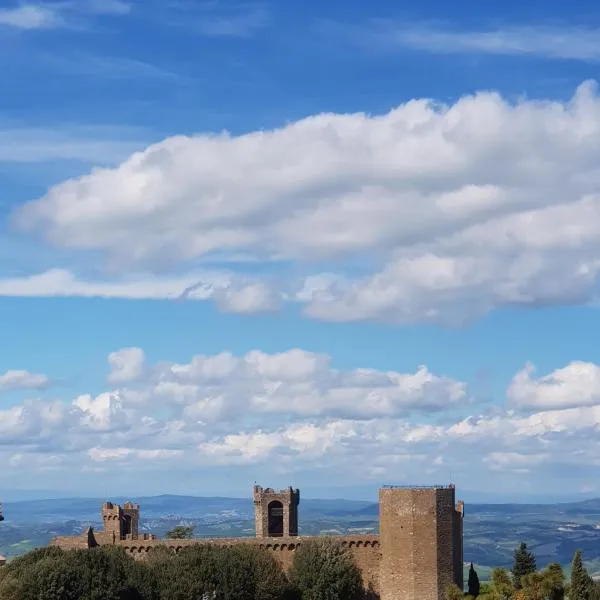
(268, 500, 284, 536)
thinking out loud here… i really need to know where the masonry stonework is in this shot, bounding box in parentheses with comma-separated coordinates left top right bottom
(253, 485, 299, 538)
(49, 483, 464, 600)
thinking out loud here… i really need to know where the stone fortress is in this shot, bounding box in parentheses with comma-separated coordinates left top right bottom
(50, 483, 465, 600)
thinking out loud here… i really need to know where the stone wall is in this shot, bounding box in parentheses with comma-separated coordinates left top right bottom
(118, 535, 381, 594)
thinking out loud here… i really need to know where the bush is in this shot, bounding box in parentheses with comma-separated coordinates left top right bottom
(288, 539, 363, 600)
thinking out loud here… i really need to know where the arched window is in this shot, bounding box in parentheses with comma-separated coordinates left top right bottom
(267, 500, 284, 536)
(122, 514, 132, 536)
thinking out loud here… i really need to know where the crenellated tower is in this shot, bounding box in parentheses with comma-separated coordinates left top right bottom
(101, 501, 140, 541)
(253, 485, 300, 537)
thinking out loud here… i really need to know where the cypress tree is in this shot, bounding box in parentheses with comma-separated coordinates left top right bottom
(571, 550, 592, 600)
(512, 542, 536, 589)
(468, 563, 480, 597)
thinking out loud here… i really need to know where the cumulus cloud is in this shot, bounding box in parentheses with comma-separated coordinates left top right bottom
(4, 350, 600, 492)
(108, 348, 146, 384)
(0, 369, 49, 391)
(12, 82, 600, 324)
(507, 361, 600, 411)
(152, 348, 470, 420)
(0, 347, 468, 458)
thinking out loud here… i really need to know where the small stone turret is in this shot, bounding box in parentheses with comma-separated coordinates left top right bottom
(253, 485, 299, 537)
(101, 501, 140, 540)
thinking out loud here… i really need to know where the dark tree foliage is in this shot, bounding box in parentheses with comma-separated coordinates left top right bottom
(545, 562, 565, 600)
(165, 525, 195, 539)
(0, 543, 297, 600)
(0, 546, 153, 600)
(590, 581, 600, 600)
(288, 539, 363, 600)
(571, 550, 593, 600)
(468, 562, 480, 597)
(512, 542, 536, 590)
(0, 540, 367, 600)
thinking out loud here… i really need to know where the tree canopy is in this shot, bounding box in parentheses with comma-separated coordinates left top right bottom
(165, 525, 195, 539)
(0, 539, 368, 600)
(288, 539, 364, 600)
(512, 543, 537, 590)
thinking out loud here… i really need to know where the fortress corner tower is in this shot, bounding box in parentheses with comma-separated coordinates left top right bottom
(253, 485, 300, 537)
(379, 485, 464, 600)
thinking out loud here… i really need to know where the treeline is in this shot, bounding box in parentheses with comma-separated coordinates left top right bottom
(447, 543, 600, 600)
(0, 539, 369, 600)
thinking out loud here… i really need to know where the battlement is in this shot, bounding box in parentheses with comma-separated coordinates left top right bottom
(381, 484, 456, 490)
(253, 485, 300, 503)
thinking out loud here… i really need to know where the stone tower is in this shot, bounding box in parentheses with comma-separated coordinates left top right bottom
(101, 501, 140, 540)
(253, 485, 299, 538)
(379, 485, 464, 600)
(122, 501, 140, 539)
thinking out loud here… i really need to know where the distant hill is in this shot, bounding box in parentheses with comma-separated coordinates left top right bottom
(2, 494, 374, 524)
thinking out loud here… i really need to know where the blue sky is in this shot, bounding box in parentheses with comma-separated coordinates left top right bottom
(2, 0, 600, 503)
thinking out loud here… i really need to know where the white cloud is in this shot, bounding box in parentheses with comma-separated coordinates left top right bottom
(155, 348, 469, 420)
(0, 347, 469, 458)
(3, 350, 600, 492)
(0, 4, 61, 29)
(0, 268, 280, 314)
(368, 22, 600, 62)
(484, 451, 548, 474)
(88, 447, 182, 462)
(212, 282, 281, 314)
(13, 82, 600, 324)
(0, 1, 130, 30)
(507, 361, 600, 411)
(0, 369, 49, 391)
(108, 347, 146, 384)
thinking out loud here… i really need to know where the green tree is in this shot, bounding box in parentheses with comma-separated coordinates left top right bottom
(512, 542, 536, 590)
(468, 563, 481, 597)
(590, 581, 600, 600)
(492, 567, 514, 600)
(288, 539, 363, 600)
(232, 545, 292, 600)
(543, 563, 565, 600)
(571, 550, 592, 600)
(165, 525, 195, 539)
(149, 544, 221, 600)
(0, 546, 145, 600)
(445, 582, 465, 600)
(521, 571, 546, 600)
